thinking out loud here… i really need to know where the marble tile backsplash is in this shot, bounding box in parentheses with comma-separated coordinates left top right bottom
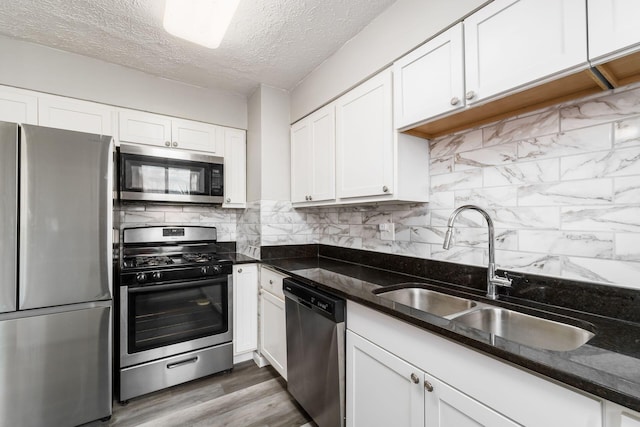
(116, 203, 238, 242)
(292, 83, 640, 290)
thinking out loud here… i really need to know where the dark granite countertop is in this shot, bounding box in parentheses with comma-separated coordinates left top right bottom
(259, 253, 640, 413)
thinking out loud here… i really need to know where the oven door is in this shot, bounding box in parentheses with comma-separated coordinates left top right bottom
(119, 276, 232, 368)
(118, 144, 224, 204)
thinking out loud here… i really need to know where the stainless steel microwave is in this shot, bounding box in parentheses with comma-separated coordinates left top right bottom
(118, 143, 224, 204)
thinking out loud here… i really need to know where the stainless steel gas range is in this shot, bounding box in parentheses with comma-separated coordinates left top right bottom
(116, 226, 233, 402)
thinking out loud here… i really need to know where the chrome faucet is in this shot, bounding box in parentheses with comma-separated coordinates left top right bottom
(442, 205, 512, 300)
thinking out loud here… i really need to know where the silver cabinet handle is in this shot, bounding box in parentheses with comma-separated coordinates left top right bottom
(172, 141, 178, 147)
(226, 198, 231, 203)
(309, 195, 313, 201)
(383, 186, 389, 193)
(424, 380, 434, 392)
(410, 373, 419, 384)
(165, 141, 171, 147)
(465, 91, 476, 100)
(238, 268, 243, 273)
(450, 97, 460, 106)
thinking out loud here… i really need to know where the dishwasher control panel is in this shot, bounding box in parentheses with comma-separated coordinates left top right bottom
(283, 279, 345, 323)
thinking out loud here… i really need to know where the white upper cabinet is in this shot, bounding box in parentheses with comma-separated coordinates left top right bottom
(171, 118, 221, 153)
(464, 0, 588, 104)
(393, 23, 465, 129)
(290, 104, 335, 205)
(38, 95, 115, 135)
(588, 0, 640, 62)
(119, 109, 222, 154)
(336, 68, 394, 200)
(119, 109, 171, 147)
(223, 127, 246, 208)
(0, 86, 38, 125)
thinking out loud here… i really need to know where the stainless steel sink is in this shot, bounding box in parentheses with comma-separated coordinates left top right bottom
(452, 307, 595, 351)
(373, 285, 476, 317)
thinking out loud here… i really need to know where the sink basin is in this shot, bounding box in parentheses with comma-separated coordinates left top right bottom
(452, 307, 594, 351)
(374, 285, 476, 317)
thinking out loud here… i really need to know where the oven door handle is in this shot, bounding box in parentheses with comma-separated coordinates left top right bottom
(127, 276, 228, 294)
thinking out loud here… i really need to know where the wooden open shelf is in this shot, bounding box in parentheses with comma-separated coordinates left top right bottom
(404, 69, 609, 140)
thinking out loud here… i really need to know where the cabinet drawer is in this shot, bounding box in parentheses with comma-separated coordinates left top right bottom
(260, 267, 287, 299)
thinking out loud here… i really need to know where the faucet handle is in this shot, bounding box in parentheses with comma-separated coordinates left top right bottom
(491, 273, 512, 288)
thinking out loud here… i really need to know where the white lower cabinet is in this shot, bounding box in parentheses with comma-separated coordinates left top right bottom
(347, 301, 603, 427)
(347, 330, 519, 427)
(232, 264, 258, 357)
(259, 267, 288, 380)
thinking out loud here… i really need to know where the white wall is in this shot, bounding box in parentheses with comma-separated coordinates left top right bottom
(259, 85, 291, 201)
(246, 85, 291, 202)
(290, 0, 489, 122)
(247, 89, 263, 202)
(0, 35, 247, 129)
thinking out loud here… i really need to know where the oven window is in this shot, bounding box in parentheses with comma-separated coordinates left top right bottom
(128, 283, 228, 352)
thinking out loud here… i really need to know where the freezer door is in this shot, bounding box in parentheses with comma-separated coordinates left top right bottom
(19, 125, 112, 309)
(0, 122, 18, 313)
(0, 303, 112, 427)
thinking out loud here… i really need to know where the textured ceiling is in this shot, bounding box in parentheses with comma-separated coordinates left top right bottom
(0, 0, 397, 96)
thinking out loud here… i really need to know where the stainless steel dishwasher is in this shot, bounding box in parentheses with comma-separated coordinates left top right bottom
(283, 278, 346, 427)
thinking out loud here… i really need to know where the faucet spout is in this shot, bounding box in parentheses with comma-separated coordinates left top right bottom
(442, 205, 512, 300)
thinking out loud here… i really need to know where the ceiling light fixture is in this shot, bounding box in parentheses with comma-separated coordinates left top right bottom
(163, 0, 240, 49)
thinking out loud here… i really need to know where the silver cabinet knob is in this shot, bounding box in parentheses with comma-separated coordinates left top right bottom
(165, 141, 171, 147)
(237, 268, 243, 273)
(450, 96, 460, 106)
(308, 195, 313, 201)
(410, 373, 419, 384)
(424, 380, 434, 392)
(226, 198, 231, 203)
(269, 280, 273, 284)
(172, 141, 178, 147)
(382, 186, 389, 193)
(465, 91, 476, 100)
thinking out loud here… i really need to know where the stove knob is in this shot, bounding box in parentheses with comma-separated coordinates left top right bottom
(152, 271, 162, 281)
(200, 266, 210, 275)
(136, 273, 147, 283)
(212, 265, 222, 274)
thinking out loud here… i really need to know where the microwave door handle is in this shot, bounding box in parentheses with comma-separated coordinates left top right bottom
(127, 276, 228, 294)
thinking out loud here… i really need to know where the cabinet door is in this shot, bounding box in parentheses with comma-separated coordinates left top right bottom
(260, 289, 287, 380)
(290, 118, 313, 203)
(0, 86, 37, 124)
(425, 374, 522, 427)
(291, 104, 336, 204)
(464, 0, 587, 104)
(171, 118, 221, 153)
(38, 96, 114, 135)
(336, 69, 393, 199)
(588, 0, 640, 62)
(393, 23, 464, 128)
(233, 264, 258, 355)
(119, 109, 172, 147)
(347, 330, 424, 427)
(223, 128, 247, 208)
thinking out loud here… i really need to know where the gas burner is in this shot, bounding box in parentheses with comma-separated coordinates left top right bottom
(134, 256, 174, 267)
(182, 253, 213, 263)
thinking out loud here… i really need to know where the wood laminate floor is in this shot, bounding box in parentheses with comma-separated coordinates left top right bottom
(95, 361, 314, 427)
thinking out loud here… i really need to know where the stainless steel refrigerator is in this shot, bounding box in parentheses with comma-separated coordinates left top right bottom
(0, 121, 113, 426)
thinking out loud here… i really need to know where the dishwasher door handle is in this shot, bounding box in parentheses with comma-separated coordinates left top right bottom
(299, 299, 313, 309)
